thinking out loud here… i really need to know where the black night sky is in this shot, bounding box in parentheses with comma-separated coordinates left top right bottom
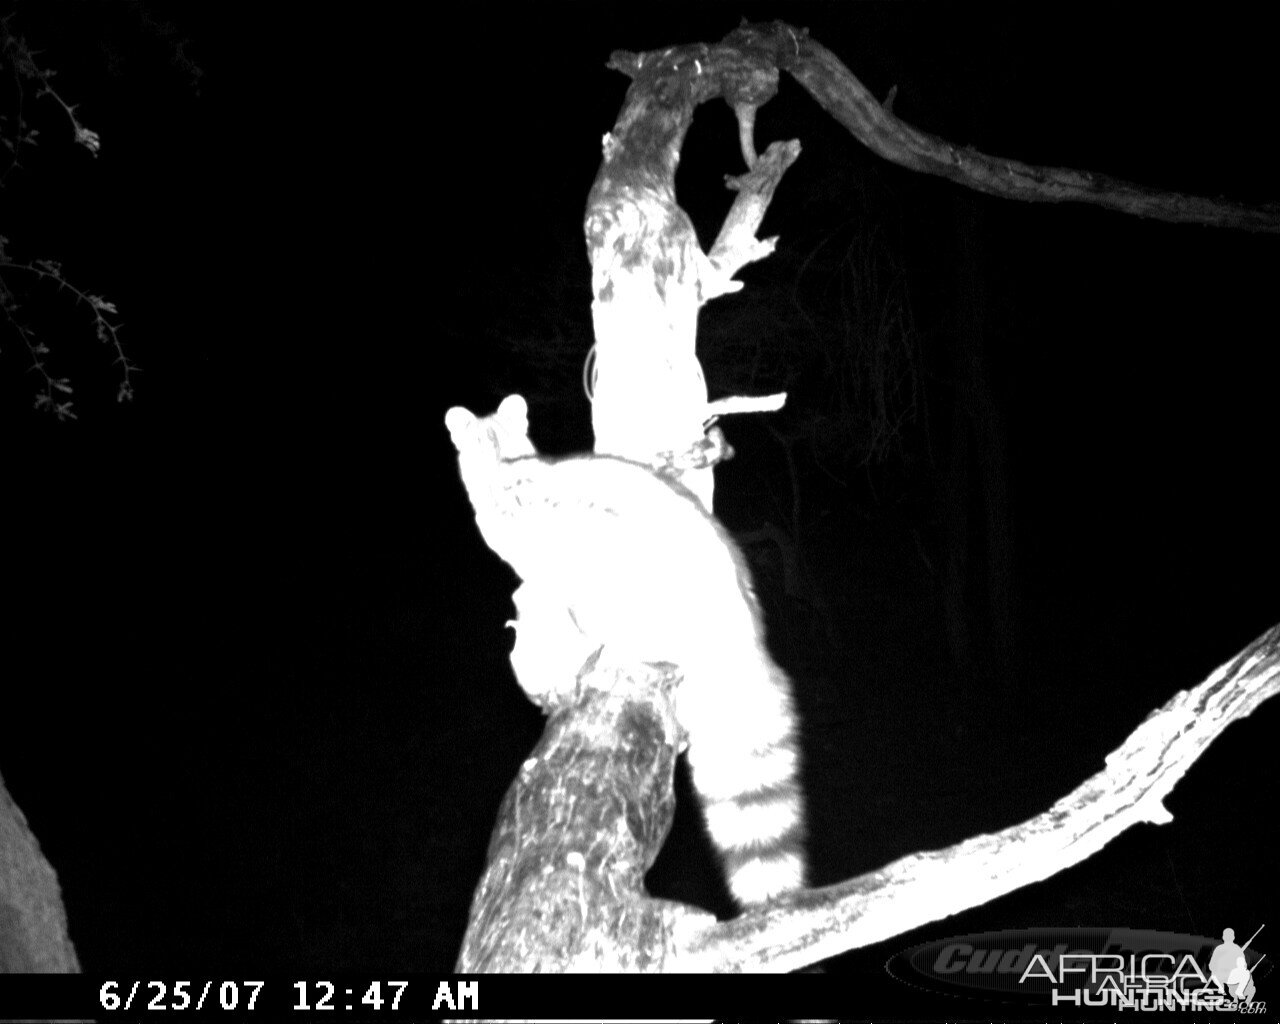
(3, 1, 1277, 989)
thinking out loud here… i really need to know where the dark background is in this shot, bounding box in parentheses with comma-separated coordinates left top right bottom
(3, 1, 1276, 984)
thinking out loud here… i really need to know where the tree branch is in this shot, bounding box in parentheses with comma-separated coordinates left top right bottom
(722, 20, 1280, 233)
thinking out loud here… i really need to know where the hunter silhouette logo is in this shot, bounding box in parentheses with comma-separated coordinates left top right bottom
(1209, 925, 1264, 1004)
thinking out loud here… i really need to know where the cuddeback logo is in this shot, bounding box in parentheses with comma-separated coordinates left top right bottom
(886, 925, 1269, 1011)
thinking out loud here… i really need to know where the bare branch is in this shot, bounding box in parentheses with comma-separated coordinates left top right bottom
(725, 21, 1280, 233)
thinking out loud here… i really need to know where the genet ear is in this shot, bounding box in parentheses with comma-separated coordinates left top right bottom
(444, 406, 476, 444)
(496, 394, 529, 433)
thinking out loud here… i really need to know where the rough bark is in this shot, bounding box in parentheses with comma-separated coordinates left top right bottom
(0, 769, 80, 973)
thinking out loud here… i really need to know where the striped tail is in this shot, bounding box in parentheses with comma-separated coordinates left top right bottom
(679, 659, 807, 907)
